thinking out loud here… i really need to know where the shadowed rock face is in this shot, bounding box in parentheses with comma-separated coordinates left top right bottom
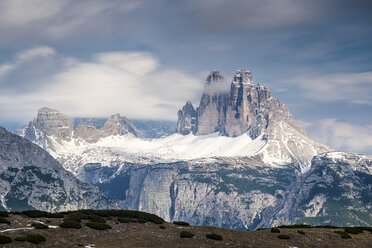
(0, 125, 123, 212)
(176, 69, 295, 138)
(18, 108, 141, 147)
(176, 102, 197, 135)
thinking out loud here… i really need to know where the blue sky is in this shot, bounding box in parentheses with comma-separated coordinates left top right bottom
(0, 0, 371, 154)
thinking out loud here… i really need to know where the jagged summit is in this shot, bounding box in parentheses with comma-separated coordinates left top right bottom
(176, 69, 331, 170)
(206, 70, 224, 84)
(232, 69, 253, 84)
(17, 107, 141, 149)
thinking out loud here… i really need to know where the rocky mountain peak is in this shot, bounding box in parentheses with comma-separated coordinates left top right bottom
(233, 69, 253, 84)
(206, 70, 223, 84)
(176, 101, 197, 135)
(102, 114, 141, 137)
(32, 107, 73, 142)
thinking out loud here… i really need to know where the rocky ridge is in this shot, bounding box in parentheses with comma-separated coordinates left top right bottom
(16, 107, 142, 148)
(0, 125, 123, 212)
(177, 70, 331, 171)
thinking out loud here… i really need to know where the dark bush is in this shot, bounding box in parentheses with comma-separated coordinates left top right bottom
(65, 212, 85, 223)
(85, 222, 111, 230)
(298, 230, 305, 235)
(59, 219, 81, 229)
(26, 234, 46, 244)
(315, 225, 338, 229)
(0, 235, 11, 244)
(278, 224, 312, 229)
(344, 227, 363, 234)
(118, 217, 137, 223)
(15, 236, 27, 242)
(358, 226, 372, 233)
(271, 228, 280, 233)
(0, 217, 10, 225)
(206, 233, 223, 240)
(32, 222, 48, 229)
(173, 221, 190, 226)
(334, 230, 352, 239)
(159, 225, 165, 229)
(0, 211, 9, 217)
(87, 215, 105, 223)
(22, 210, 64, 218)
(277, 234, 290, 239)
(180, 231, 194, 238)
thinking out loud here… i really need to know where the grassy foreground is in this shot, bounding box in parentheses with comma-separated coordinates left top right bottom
(0, 210, 371, 247)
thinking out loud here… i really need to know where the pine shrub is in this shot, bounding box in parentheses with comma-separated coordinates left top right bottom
(32, 222, 48, 229)
(271, 227, 280, 233)
(0, 217, 10, 225)
(59, 219, 81, 229)
(277, 234, 290, 239)
(15, 236, 27, 242)
(206, 233, 223, 240)
(180, 231, 194, 238)
(0, 235, 11, 244)
(334, 230, 352, 239)
(173, 221, 190, 226)
(26, 234, 46, 244)
(298, 230, 305, 235)
(85, 222, 112, 230)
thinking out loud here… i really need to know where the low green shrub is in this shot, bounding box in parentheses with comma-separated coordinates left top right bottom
(358, 226, 372, 233)
(15, 236, 27, 242)
(206, 233, 223, 240)
(59, 219, 81, 229)
(344, 227, 363, 234)
(87, 215, 105, 223)
(0, 211, 9, 217)
(173, 221, 190, 226)
(85, 222, 112, 230)
(334, 230, 352, 239)
(315, 225, 338, 229)
(26, 234, 46, 244)
(298, 230, 305, 235)
(159, 225, 165, 229)
(271, 228, 280, 233)
(0, 217, 10, 225)
(278, 224, 312, 229)
(118, 217, 137, 223)
(180, 231, 194, 238)
(0, 235, 11, 244)
(277, 234, 290, 239)
(32, 222, 48, 229)
(22, 210, 64, 218)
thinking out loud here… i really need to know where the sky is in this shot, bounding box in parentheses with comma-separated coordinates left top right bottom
(0, 0, 371, 154)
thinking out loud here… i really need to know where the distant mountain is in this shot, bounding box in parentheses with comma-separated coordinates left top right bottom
(15, 69, 371, 230)
(74, 118, 176, 138)
(0, 125, 123, 212)
(177, 70, 331, 171)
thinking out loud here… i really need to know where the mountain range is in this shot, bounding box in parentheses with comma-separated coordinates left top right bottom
(6, 69, 372, 229)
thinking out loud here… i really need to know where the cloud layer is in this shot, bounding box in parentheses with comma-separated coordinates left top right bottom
(0, 47, 202, 122)
(300, 119, 372, 155)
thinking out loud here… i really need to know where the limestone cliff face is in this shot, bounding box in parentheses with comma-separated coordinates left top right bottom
(195, 70, 229, 135)
(176, 69, 294, 138)
(0, 126, 123, 212)
(176, 102, 197, 135)
(18, 108, 141, 146)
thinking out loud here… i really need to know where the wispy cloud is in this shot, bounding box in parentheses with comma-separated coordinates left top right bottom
(289, 72, 372, 104)
(0, 0, 142, 42)
(0, 47, 203, 122)
(302, 118, 372, 155)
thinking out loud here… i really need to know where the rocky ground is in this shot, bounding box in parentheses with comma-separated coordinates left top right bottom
(0, 212, 371, 248)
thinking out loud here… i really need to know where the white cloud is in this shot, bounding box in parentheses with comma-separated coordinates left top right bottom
(0, 46, 56, 79)
(0, 0, 142, 42)
(290, 72, 372, 104)
(303, 118, 372, 155)
(0, 48, 203, 122)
